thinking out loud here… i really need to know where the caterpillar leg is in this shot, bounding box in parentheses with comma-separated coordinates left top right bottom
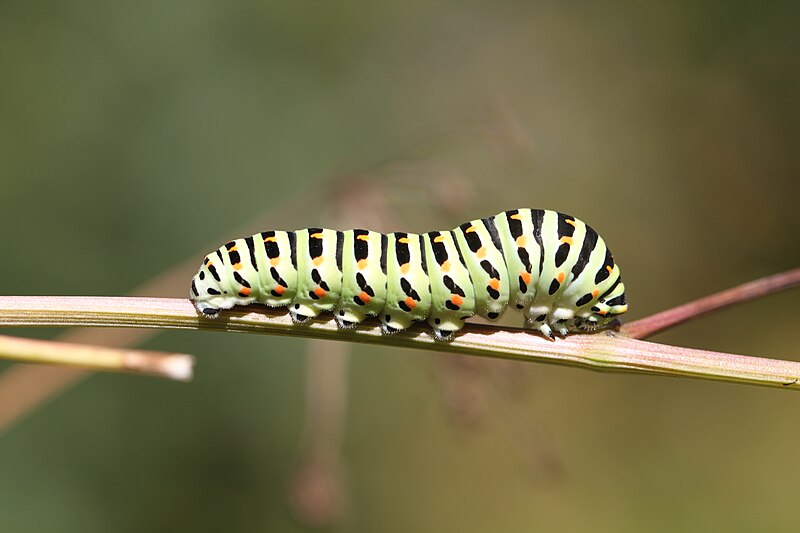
(569, 314, 608, 332)
(334, 318, 356, 329)
(194, 302, 221, 318)
(524, 306, 555, 340)
(554, 320, 570, 337)
(334, 309, 358, 329)
(537, 322, 556, 341)
(379, 313, 414, 335)
(380, 323, 399, 335)
(433, 328, 456, 341)
(289, 305, 313, 323)
(551, 308, 574, 337)
(427, 316, 467, 341)
(333, 305, 370, 330)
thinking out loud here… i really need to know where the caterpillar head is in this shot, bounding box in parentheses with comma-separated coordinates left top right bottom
(586, 281, 628, 328)
(571, 305, 626, 333)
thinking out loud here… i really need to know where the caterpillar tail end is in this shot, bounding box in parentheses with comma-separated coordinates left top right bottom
(190, 289, 222, 319)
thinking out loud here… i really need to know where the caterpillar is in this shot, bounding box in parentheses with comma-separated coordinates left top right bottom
(190, 209, 628, 340)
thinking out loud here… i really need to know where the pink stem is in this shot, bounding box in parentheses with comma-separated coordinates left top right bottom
(621, 267, 800, 340)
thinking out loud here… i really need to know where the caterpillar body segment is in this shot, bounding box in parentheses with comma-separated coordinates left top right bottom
(452, 218, 510, 321)
(333, 229, 387, 328)
(381, 233, 431, 334)
(422, 231, 476, 339)
(190, 209, 628, 339)
(256, 231, 298, 307)
(288, 228, 343, 322)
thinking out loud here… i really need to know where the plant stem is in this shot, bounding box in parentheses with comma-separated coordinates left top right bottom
(0, 296, 798, 391)
(0, 332, 193, 380)
(621, 267, 800, 340)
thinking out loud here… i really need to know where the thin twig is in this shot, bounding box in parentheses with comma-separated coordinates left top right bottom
(1, 296, 798, 391)
(0, 333, 193, 380)
(0, 197, 310, 433)
(0, 258, 200, 434)
(621, 267, 800, 340)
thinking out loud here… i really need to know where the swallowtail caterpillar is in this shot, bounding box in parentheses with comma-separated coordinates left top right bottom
(190, 209, 628, 340)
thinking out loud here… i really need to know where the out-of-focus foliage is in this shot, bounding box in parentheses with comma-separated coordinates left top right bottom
(0, 0, 798, 531)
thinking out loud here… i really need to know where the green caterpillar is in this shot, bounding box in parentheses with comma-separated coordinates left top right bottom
(190, 209, 627, 340)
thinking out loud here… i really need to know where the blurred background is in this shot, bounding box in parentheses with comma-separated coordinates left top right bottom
(1, 0, 799, 531)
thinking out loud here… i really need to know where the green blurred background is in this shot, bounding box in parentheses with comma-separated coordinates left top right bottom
(1, 0, 799, 531)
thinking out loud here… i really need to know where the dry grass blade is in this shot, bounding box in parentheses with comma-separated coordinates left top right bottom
(0, 333, 194, 380)
(1, 296, 798, 391)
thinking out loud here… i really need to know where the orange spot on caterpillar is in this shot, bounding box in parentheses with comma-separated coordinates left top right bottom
(314, 287, 327, 298)
(398, 237, 410, 244)
(356, 234, 370, 241)
(606, 265, 613, 274)
(404, 297, 416, 309)
(488, 279, 500, 290)
(565, 219, 576, 227)
(357, 259, 368, 269)
(476, 247, 486, 258)
(510, 214, 522, 220)
(557, 272, 565, 283)
(358, 291, 371, 304)
(228, 246, 238, 252)
(434, 235, 446, 243)
(515, 236, 526, 247)
(598, 310, 607, 315)
(441, 260, 451, 272)
(313, 257, 324, 266)
(233, 263, 242, 270)
(451, 295, 464, 307)
(465, 226, 477, 233)
(239, 287, 251, 296)
(264, 237, 277, 243)
(560, 236, 573, 245)
(310, 232, 323, 239)
(592, 289, 599, 297)
(273, 285, 285, 295)
(520, 271, 532, 285)
(270, 257, 280, 266)
(400, 263, 410, 274)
